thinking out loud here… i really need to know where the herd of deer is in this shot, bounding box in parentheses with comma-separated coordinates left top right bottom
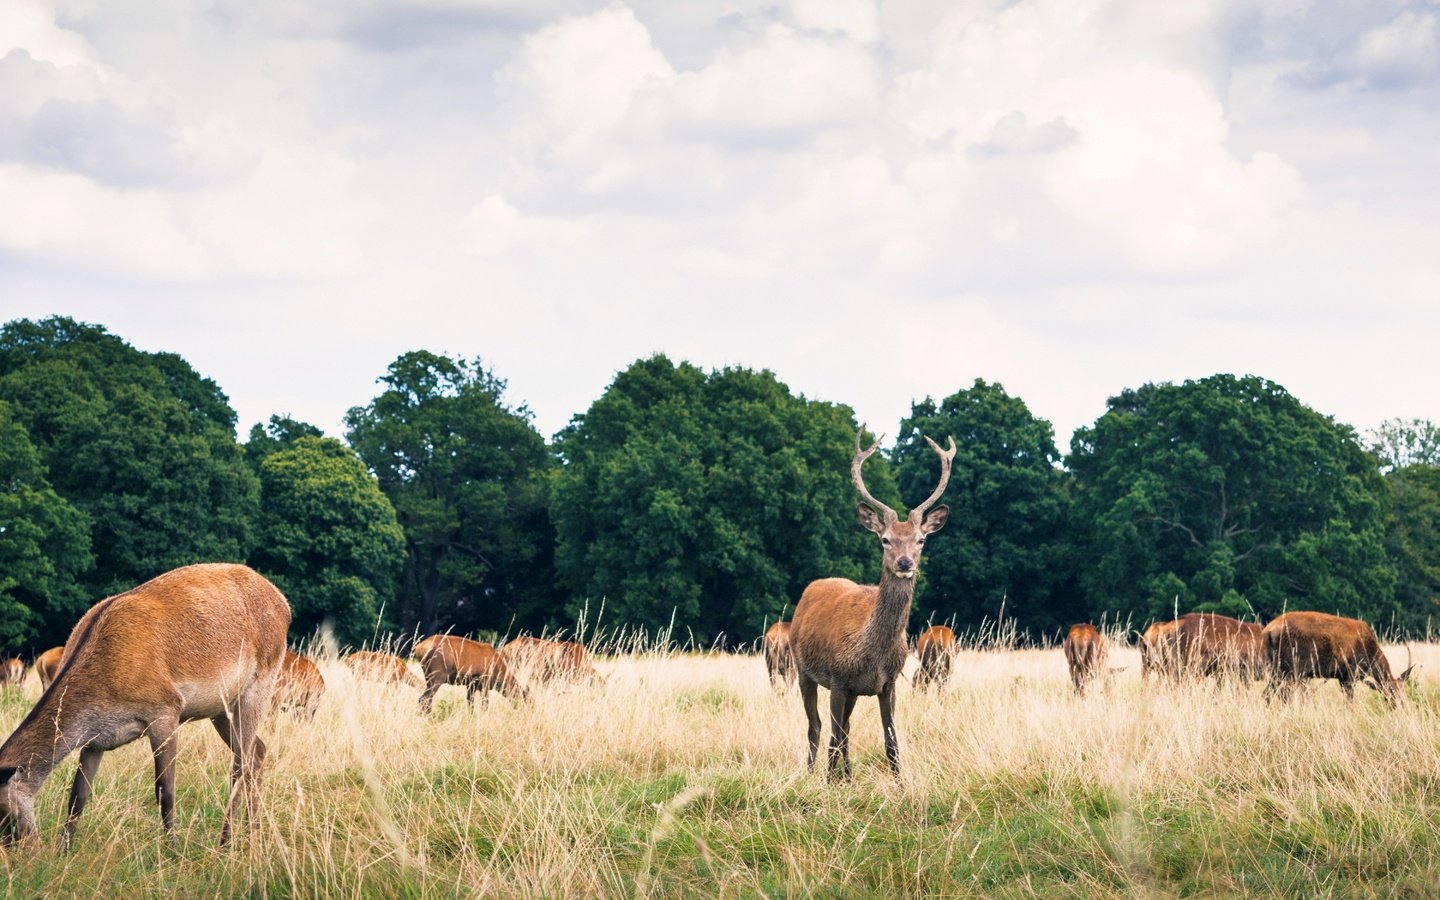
(0, 429, 1424, 852)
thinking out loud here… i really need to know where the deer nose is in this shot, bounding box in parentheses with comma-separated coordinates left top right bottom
(896, 557, 914, 572)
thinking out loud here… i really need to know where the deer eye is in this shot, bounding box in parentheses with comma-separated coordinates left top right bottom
(881, 537, 891, 545)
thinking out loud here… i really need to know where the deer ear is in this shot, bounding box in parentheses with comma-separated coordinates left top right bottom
(921, 504, 949, 534)
(857, 503, 887, 535)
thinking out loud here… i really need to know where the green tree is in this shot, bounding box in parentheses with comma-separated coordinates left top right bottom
(244, 414, 325, 475)
(1370, 418, 1440, 472)
(1384, 464, 1440, 633)
(0, 401, 93, 651)
(892, 380, 1079, 635)
(345, 351, 554, 634)
(248, 436, 405, 647)
(1068, 375, 1394, 625)
(551, 355, 896, 644)
(0, 317, 257, 597)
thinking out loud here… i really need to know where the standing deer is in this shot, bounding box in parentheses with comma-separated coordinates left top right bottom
(0, 659, 22, 688)
(0, 563, 290, 848)
(1137, 619, 1180, 682)
(1173, 613, 1265, 681)
(502, 636, 603, 686)
(790, 429, 954, 779)
(1063, 623, 1108, 695)
(913, 625, 957, 692)
(274, 650, 326, 719)
(763, 621, 796, 690)
(1264, 611, 1415, 706)
(32, 647, 63, 690)
(344, 650, 424, 689)
(415, 635, 528, 713)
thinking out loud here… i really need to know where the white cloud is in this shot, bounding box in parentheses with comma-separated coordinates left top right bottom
(790, 0, 879, 44)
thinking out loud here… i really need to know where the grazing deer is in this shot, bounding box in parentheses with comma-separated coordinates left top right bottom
(0, 659, 21, 688)
(415, 635, 528, 713)
(763, 622, 796, 690)
(913, 625, 957, 692)
(32, 647, 63, 690)
(1264, 611, 1415, 706)
(502, 635, 603, 686)
(1138, 619, 1180, 682)
(1063, 624, 1108, 696)
(274, 650, 326, 719)
(344, 650, 424, 689)
(0, 563, 290, 848)
(790, 429, 954, 779)
(1173, 613, 1265, 681)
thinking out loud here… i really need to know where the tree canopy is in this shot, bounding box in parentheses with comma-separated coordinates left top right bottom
(551, 355, 896, 644)
(1067, 374, 1394, 625)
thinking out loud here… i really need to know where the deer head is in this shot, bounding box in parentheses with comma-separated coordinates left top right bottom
(852, 428, 956, 580)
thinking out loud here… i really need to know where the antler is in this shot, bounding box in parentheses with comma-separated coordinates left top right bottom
(852, 427, 898, 524)
(1399, 642, 1418, 682)
(909, 435, 957, 520)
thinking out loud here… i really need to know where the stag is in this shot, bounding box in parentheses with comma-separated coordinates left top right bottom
(415, 635, 528, 713)
(0, 659, 21, 689)
(32, 647, 63, 690)
(1264, 611, 1415, 706)
(344, 650, 424, 689)
(0, 563, 289, 848)
(1173, 613, 1265, 681)
(274, 650, 326, 719)
(1137, 619, 1179, 682)
(913, 625, 957, 692)
(1063, 623, 1108, 696)
(763, 622, 796, 690)
(790, 428, 954, 779)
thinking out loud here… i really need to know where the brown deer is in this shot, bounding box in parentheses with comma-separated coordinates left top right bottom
(763, 621, 795, 690)
(0, 659, 22, 688)
(1137, 619, 1180, 682)
(274, 650, 326, 719)
(32, 646, 63, 690)
(415, 635, 528, 713)
(502, 635, 603, 686)
(1063, 623, 1108, 695)
(1173, 613, 1265, 681)
(790, 429, 954, 779)
(913, 625, 957, 692)
(1264, 611, 1415, 706)
(0, 563, 289, 848)
(344, 650, 424, 689)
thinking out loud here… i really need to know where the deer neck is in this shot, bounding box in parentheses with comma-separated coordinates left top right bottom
(0, 684, 93, 794)
(861, 572, 915, 657)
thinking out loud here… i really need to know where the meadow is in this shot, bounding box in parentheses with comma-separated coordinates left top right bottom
(2, 639, 1438, 898)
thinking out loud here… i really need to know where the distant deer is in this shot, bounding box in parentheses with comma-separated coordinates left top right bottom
(1264, 611, 1415, 706)
(0, 563, 289, 848)
(344, 650, 424, 689)
(32, 647, 63, 690)
(763, 621, 795, 690)
(790, 428, 954, 779)
(0, 659, 21, 688)
(1173, 613, 1265, 681)
(1063, 623, 1108, 696)
(415, 635, 528, 713)
(274, 650, 326, 719)
(913, 625, 957, 692)
(502, 635, 603, 686)
(1137, 619, 1179, 682)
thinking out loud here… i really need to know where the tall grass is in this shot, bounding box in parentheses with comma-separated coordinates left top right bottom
(2, 640, 1437, 896)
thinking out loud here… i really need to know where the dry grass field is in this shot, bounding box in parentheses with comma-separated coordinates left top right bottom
(2, 638, 1439, 897)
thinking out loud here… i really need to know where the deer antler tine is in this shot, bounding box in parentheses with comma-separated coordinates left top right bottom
(852, 426, 897, 523)
(911, 435, 957, 519)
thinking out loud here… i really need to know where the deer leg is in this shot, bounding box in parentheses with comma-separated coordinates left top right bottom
(63, 746, 105, 851)
(827, 688, 854, 780)
(148, 716, 180, 845)
(214, 694, 267, 849)
(418, 674, 441, 714)
(878, 683, 901, 777)
(799, 674, 821, 769)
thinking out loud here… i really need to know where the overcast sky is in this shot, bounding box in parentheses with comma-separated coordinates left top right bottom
(2, 0, 1437, 450)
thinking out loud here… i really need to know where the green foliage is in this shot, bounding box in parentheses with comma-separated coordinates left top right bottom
(0, 401, 93, 650)
(892, 380, 1079, 635)
(244, 414, 325, 474)
(345, 351, 554, 635)
(0, 316, 257, 599)
(551, 354, 894, 643)
(1370, 417, 1440, 472)
(1068, 374, 1395, 625)
(248, 436, 405, 647)
(1384, 464, 1440, 633)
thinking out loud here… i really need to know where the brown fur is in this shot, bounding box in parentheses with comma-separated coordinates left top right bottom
(502, 635, 602, 686)
(763, 621, 795, 690)
(1063, 624, 1107, 696)
(1264, 611, 1414, 706)
(1138, 619, 1180, 682)
(0, 563, 290, 848)
(913, 625, 956, 692)
(32, 646, 63, 690)
(415, 635, 528, 713)
(0, 659, 22, 688)
(1173, 613, 1265, 680)
(344, 650, 424, 689)
(791, 429, 954, 779)
(274, 650, 325, 719)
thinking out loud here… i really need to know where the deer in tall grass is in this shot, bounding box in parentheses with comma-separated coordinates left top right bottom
(763, 621, 796, 690)
(0, 659, 21, 689)
(1063, 623, 1108, 695)
(790, 428, 954, 779)
(1264, 611, 1415, 706)
(32, 647, 63, 690)
(0, 563, 290, 848)
(913, 625, 957, 692)
(274, 650, 326, 720)
(415, 635, 528, 712)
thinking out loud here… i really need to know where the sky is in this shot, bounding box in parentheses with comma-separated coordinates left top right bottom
(1, 0, 1437, 449)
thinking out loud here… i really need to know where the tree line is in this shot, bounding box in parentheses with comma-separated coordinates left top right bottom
(1, 316, 1436, 652)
